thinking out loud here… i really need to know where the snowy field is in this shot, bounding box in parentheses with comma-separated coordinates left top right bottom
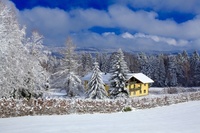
(0, 101, 200, 133)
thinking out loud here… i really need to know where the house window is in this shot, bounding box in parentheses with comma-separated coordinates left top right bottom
(144, 90, 146, 93)
(140, 90, 142, 94)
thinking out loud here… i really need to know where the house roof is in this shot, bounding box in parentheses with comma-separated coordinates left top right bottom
(82, 72, 154, 84)
(82, 72, 111, 84)
(127, 73, 154, 83)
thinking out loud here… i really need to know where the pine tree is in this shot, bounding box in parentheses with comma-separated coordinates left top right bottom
(193, 61, 200, 86)
(109, 48, 129, 98)
(176, 51, 190, 86)
(151, 54, 166, 87)
(137, 52, 152, 78)
(100, 53, 110, 73)
(190, 51, 200, 86)
(124, 52, 140, 73)
(80, 53, 93, 76)
(86, 62, 108, 99)
(165, 55, 178, 86)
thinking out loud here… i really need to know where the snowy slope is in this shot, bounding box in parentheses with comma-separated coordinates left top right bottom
(0, 101, 200, 133)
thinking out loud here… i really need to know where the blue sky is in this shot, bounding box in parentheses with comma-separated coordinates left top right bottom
(9, 0, 200, 51)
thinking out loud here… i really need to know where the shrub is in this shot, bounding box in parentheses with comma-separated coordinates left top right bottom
(123, 106, 132, 112)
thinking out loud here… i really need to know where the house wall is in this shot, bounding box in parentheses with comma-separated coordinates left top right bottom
(104, 85, 109, 92)
(84, 80, 88, 90)
(84, 80, 150, 97)
(127, 83, 149, 97)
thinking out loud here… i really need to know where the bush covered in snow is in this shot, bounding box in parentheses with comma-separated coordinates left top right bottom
(1, 92, 200, 118)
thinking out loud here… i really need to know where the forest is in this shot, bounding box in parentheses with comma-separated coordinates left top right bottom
(1, 1, 200, 99)
(50, 49, 200, 87)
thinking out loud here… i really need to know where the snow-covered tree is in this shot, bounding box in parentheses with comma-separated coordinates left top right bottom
(137, 52, 152, 78)
(0, 2, 28, 98)
(80, 52, 93, 76)
(109, 48, 129, 98)
(0, 1, 49, 98)
(86, 62, 108, 99)
(192, 61, 200, 86)
(151, 54, 166, 87)
(124, 52, 140, 73)
(165, 55, 178, 86)
(190, 51, 200, 86)
(176, 51, 190, 86)
(21, 31, 50, 98)
(50, 38, 84, 97)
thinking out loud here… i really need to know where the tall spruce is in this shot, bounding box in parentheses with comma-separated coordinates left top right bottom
(176, 51, 190, 86)
(109, 48, 129, 98)
(193, 61, 200, 86)
(86, 62, 107, 99)
(80, 52, 93, 76)
(151, 54, 166, 87)
(190, 51, 200, 86)
(137, 52, 152, 78)
(165, 55, 178, 86)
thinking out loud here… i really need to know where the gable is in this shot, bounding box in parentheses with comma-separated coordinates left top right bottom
(127, 73, 154, 84)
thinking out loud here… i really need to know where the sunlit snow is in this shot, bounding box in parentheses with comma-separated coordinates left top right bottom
(0, 101, 200, 133)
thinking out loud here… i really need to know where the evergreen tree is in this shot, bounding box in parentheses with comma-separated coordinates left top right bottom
(109, 49, 129, 98)
(176, 51, 190, 86)
(152, 54, 166, 87)
(165, 56, 178, 86)
(193, 61, 200, 86)
(100, 53, 110, 73)
(86, 62, 107, 99)
(190, 51, 200, 86)
(124, 52, 140, 73)
(137, 52, 152, 78)
(80, 52, 93, 76)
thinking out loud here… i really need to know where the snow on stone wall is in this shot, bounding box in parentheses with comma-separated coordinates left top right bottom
(1, 92, 200, 118)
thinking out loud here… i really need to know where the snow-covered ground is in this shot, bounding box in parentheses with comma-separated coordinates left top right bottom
(148, 87, 200, 96)
(0, 101, 200, 133)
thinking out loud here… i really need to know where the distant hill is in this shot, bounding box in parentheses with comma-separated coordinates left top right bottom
(44, 46, 199, 57)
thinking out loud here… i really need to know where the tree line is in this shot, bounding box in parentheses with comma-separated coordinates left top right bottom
(76, 50, 200, 87)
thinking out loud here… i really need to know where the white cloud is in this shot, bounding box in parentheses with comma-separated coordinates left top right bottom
(19, 7, 113, 45)
(121, 32, 189, 48)
(70, 31, 192, 52)
(121, 32, 134, 39)
(108, 5, 200, 40)
(102, 32, 116, 36)
(117, 0, 200, 14)
(15, 3, 200, 51)
(68, 8, 113, 31)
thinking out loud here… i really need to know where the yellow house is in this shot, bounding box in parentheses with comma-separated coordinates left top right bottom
(82, 73, 154, 97)
(126, 73, 154, 97)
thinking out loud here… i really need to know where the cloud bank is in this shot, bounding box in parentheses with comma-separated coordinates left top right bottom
(15, 1, 200, 51)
